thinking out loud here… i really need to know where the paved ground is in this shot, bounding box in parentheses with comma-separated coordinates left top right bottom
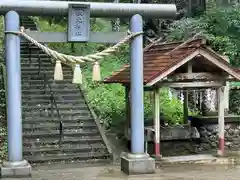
(3, 164, 240, 180)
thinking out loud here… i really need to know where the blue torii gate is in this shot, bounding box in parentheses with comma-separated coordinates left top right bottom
(0, 0, 176, 177)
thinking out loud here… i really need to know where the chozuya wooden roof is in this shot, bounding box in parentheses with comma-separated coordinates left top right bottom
(103, 38, 240, 86)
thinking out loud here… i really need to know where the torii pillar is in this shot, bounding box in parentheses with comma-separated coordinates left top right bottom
(120, 14, 155, 175)
(0, 11, 32, 178)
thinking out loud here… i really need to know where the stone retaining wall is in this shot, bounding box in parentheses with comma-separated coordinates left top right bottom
(195, 119, 240, 152)
(146, 117, 240, 156)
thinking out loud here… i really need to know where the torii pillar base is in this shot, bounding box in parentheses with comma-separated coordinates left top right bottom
(121, 153, 155, 175)
(0, 160, 32, 178)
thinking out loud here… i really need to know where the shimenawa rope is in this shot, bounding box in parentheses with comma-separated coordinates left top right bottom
(5, 28, 143, 83)
(5, 29, 143, 64)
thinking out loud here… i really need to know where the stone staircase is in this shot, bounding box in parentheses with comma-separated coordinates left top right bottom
(20, 16, 112, 164)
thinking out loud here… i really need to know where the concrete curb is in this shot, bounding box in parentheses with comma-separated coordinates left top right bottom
(154, 154, 240, 166)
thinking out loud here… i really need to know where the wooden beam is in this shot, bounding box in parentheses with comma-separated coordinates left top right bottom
(157, 81, 225, 89)
(168, 72, 224, 81)
(20, 31, 128, 44)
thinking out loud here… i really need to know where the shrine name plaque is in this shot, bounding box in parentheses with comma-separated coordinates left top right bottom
(68, 4, 90, 42)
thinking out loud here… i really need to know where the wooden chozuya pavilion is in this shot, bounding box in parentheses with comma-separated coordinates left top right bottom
(103, 38, 240, 157)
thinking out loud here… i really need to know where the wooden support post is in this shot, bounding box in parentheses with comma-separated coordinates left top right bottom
(222, 56, 230, 112)
(183, 92, 189, 124)
(224, 82, 229, 112)
(153, 88, 160, 157)
(183, 61, 192, 123)
(217, 86, 225, 156)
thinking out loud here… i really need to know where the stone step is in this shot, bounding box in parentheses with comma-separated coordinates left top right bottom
(22, 99, 84, 105)
(21, 67, 72, 73)
(22, 93, 83, 101)
(23, 116, 93, 123)
(20, 50, 46, 55)
(21, 77, 73, 83)
(24, 151, 109, 163)
(21, 54, 50, 58)
(22, 103, 88, 111)
(21, 83, 78, 89)
(21, 63, 53, 68)
(22, 93, 83, 100)
(21, 66, 55, 71)
(21, 60, 52, 65)
(23, 130, 100, 138)
(20, 68, 71, 74)
(23, 124, 98, 133)
(20, 45, 43, 50)
(20, 56, 54, 61)
(20, 51, 42, 55)
(20, 17, 33, 21)
(21, 84, 78, 90)
(23, 110, 91, 119)
(21, 67, 71, 74)
(22, 108, 89, 115)
(20, 22, 35, 25)
(22, 79, 73, 85)
(21, 73, 72, 79)
(22, 88, 80, 94)
(20, 46, 45, 50)
(21, 58, 51, 67)
(21, 23, 36, 25)
(20, 58, 51, 64)
(20, 57, 50, 62)
(21, 27, 37, 29)
(23, 142, 106, 155)
(23, 121, 95, 128)
(23, 135, 103, 146)
(22, 102, 87, 108)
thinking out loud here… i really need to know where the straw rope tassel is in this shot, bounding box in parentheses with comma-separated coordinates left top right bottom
(72, 64, 82, 84)
(92, 61, 101, 81)
(54, 60, 63, 81)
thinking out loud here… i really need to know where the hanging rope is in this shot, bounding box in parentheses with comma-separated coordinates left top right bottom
(5, 29, 143, 64)
(5, 27, 143, 84)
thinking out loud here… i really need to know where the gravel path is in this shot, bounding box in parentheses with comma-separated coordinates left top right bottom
(3, 164, 240, 180)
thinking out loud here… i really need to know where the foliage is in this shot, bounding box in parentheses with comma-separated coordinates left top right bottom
(168, 7, 240, 66)
(168, 6, 240, 114)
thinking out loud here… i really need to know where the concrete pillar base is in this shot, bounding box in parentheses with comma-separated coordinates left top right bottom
(120, 152, 155, 175)
(0, 160, 32, 178)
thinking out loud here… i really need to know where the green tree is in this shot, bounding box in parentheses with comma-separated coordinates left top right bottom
(168, 6, 240, 114)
